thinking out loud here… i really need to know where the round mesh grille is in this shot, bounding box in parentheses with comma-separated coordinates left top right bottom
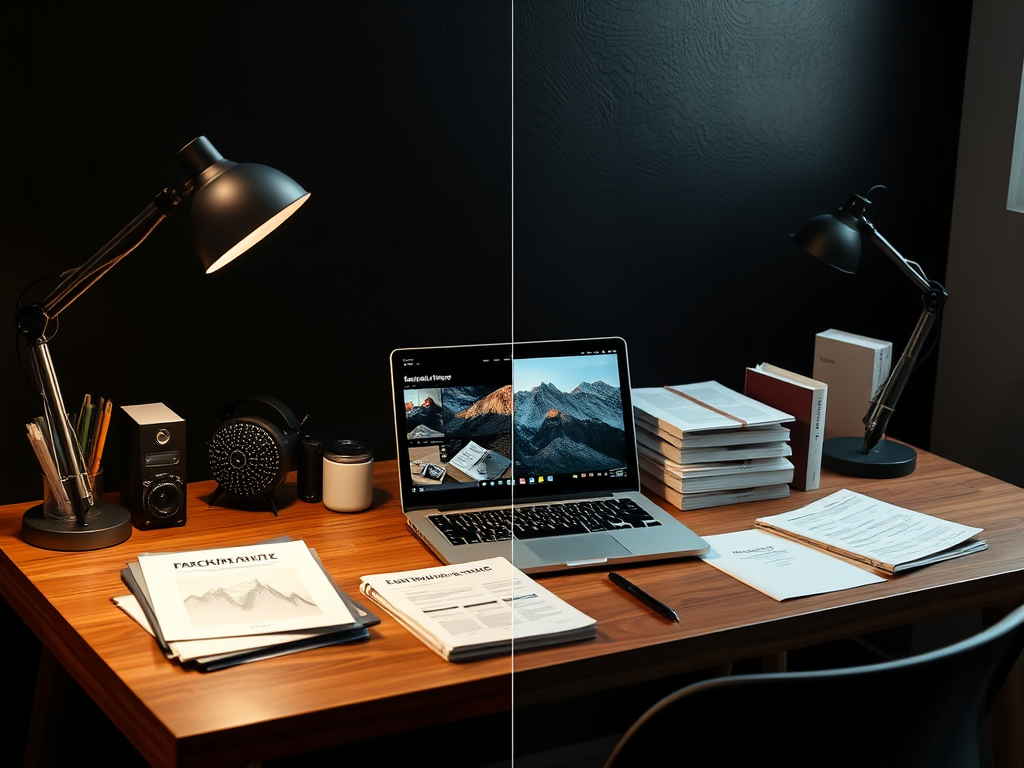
(208, 421, 283, 496)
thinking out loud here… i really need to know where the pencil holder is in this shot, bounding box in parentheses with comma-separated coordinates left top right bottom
(43, 468, 103, 522)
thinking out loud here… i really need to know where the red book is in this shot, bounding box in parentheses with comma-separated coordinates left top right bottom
(744, 364, 827, 491)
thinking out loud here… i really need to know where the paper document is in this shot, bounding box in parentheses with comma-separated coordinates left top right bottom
(701, 529, 885, 601)
(360, 556, 596, 661)
(755, 490, 987, 574)
(138, 539, 359, 642)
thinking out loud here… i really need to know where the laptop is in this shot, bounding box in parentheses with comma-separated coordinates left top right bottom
(389, 337, 709, 574)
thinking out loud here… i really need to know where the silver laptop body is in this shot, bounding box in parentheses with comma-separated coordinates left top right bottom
(390, 337, 708, 574)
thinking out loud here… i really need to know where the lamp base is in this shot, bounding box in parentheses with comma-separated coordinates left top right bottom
(22, 502, 133, 551)
(821, 436, 917, 479)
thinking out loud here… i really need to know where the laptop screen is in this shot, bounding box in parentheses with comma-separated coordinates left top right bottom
(391, 337, 642, 512)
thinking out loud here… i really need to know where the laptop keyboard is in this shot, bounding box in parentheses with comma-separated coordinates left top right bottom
(428, 498, 662, 546)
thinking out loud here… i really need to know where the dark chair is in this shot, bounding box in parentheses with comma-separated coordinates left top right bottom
(603, 603, 1024, 768)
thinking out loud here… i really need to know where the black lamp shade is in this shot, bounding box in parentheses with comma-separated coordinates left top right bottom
(177, 136, 310, 274)
(791, 209, 862, 274)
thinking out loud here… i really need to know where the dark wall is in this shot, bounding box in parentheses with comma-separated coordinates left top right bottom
(0, 0, 512, 504)
(513, 0, 970, 448)
(0, 0, 971, 507)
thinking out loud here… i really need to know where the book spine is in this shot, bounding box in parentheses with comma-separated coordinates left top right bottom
(805, 388, 825, 491)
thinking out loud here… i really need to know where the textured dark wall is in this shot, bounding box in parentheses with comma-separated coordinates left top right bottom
(0, 0, 513, 505)
(513, 0, 970, 448)
(0, 0, 971, 508)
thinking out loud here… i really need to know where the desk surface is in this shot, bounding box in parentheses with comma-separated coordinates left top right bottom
(2, 449, 1023, 767)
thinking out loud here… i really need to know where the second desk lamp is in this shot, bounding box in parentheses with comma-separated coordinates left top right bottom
(15, 136, 310, 550)
(791, 186, 947, 479)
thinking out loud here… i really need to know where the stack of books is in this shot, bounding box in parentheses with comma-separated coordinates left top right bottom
(631, 381, 795, 510)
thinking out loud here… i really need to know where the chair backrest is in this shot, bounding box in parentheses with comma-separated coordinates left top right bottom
(603, 602, 1024, 768)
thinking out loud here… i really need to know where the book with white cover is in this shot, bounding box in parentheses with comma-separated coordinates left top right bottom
(359, 556, 597, 661)
(631, 414, 791, 449)
(636, 427, 792, 464)
(632, 381, 794, 435)
(638, 450, 795, 493)
(639, 471, 790, 510)
(137, 540, 359, 642)
(812, 329, 892, 440)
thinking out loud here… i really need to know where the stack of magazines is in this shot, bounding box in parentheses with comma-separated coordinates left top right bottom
(632, 381, 795, 511)
(113, 537, 378, 671)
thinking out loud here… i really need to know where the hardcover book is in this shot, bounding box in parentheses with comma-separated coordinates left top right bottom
(812, 329, 891, 441)
(744, 363, 827, 491)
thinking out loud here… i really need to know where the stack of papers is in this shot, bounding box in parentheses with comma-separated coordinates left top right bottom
(359, 556, 596, 662)
(632, 381, 796, 510)
(114, 538, 378, 671)
(700, 490, 988, 601)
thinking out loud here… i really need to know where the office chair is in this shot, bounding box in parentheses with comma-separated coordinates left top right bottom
(603, 602, 1024, 768)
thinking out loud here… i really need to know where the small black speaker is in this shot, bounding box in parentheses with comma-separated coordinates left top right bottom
(207, 396, 302, 515)
(119, 403, 187, 529)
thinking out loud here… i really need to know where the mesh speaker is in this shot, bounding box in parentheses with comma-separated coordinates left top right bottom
(207, 396, 301, 514)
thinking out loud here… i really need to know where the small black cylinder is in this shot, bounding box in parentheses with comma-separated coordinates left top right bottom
(297, 435, 323, 503)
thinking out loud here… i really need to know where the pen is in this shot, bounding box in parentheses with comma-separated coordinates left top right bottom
(609, 572, 679, 622)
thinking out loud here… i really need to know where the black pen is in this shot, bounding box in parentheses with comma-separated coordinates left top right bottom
(609, 572, 679, 622)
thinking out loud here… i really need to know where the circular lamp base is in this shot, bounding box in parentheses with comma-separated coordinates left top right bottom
(22, 502, 133, 551)
(822, 436, 917, 479)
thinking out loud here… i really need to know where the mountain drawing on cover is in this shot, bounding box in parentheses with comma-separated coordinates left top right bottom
(513, 379, 627, 476)
(180, 571, 322, 626)
(440, 384, 513, 460)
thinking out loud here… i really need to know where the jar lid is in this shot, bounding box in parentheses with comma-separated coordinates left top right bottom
(323, 439, 373, 463)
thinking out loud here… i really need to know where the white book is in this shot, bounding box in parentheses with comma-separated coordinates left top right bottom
(639, 471, 790, 510)
(812, 329, 892, 440)
(632, 381, 794, 436)
(636, 427, 792, 464)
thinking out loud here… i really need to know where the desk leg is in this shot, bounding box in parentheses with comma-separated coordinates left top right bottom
(23, 647, 69, 768)
(985, 606, 1024, 768)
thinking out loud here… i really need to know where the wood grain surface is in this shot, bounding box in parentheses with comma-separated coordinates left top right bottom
(2, 449, 1022, 767)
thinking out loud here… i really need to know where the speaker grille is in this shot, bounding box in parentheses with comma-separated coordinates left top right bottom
(208, 422, 282, 496)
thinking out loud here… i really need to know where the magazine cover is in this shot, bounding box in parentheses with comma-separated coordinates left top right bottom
(137, 540, 358, 642)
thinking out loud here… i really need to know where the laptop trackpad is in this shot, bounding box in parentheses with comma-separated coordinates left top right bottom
(526, 533, 631, 566)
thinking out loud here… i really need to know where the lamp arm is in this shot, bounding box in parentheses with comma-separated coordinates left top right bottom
(862, 220, 932, 294)
(19, 187, 187, 338)
(15, 186, 188, 526)
(861, 280, 947, 453)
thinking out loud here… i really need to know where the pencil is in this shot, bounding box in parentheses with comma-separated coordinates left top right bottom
(88, 400, 113, 476)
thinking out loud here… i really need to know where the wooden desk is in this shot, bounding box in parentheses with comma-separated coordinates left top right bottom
(2, 450, 1022, 767)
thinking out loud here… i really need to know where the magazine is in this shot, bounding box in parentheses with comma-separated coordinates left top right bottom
(359, 556, 596, 661)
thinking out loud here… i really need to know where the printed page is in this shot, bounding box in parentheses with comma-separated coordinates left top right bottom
(701, 529, 885, 601)
(137, 540, 358, 642)
(359, 557, 595, 660)
(756, 490, 986, 572)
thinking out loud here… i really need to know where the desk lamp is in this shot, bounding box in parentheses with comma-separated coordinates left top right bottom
(15, 136, 310, 550)
(791, 186, 947, 478)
